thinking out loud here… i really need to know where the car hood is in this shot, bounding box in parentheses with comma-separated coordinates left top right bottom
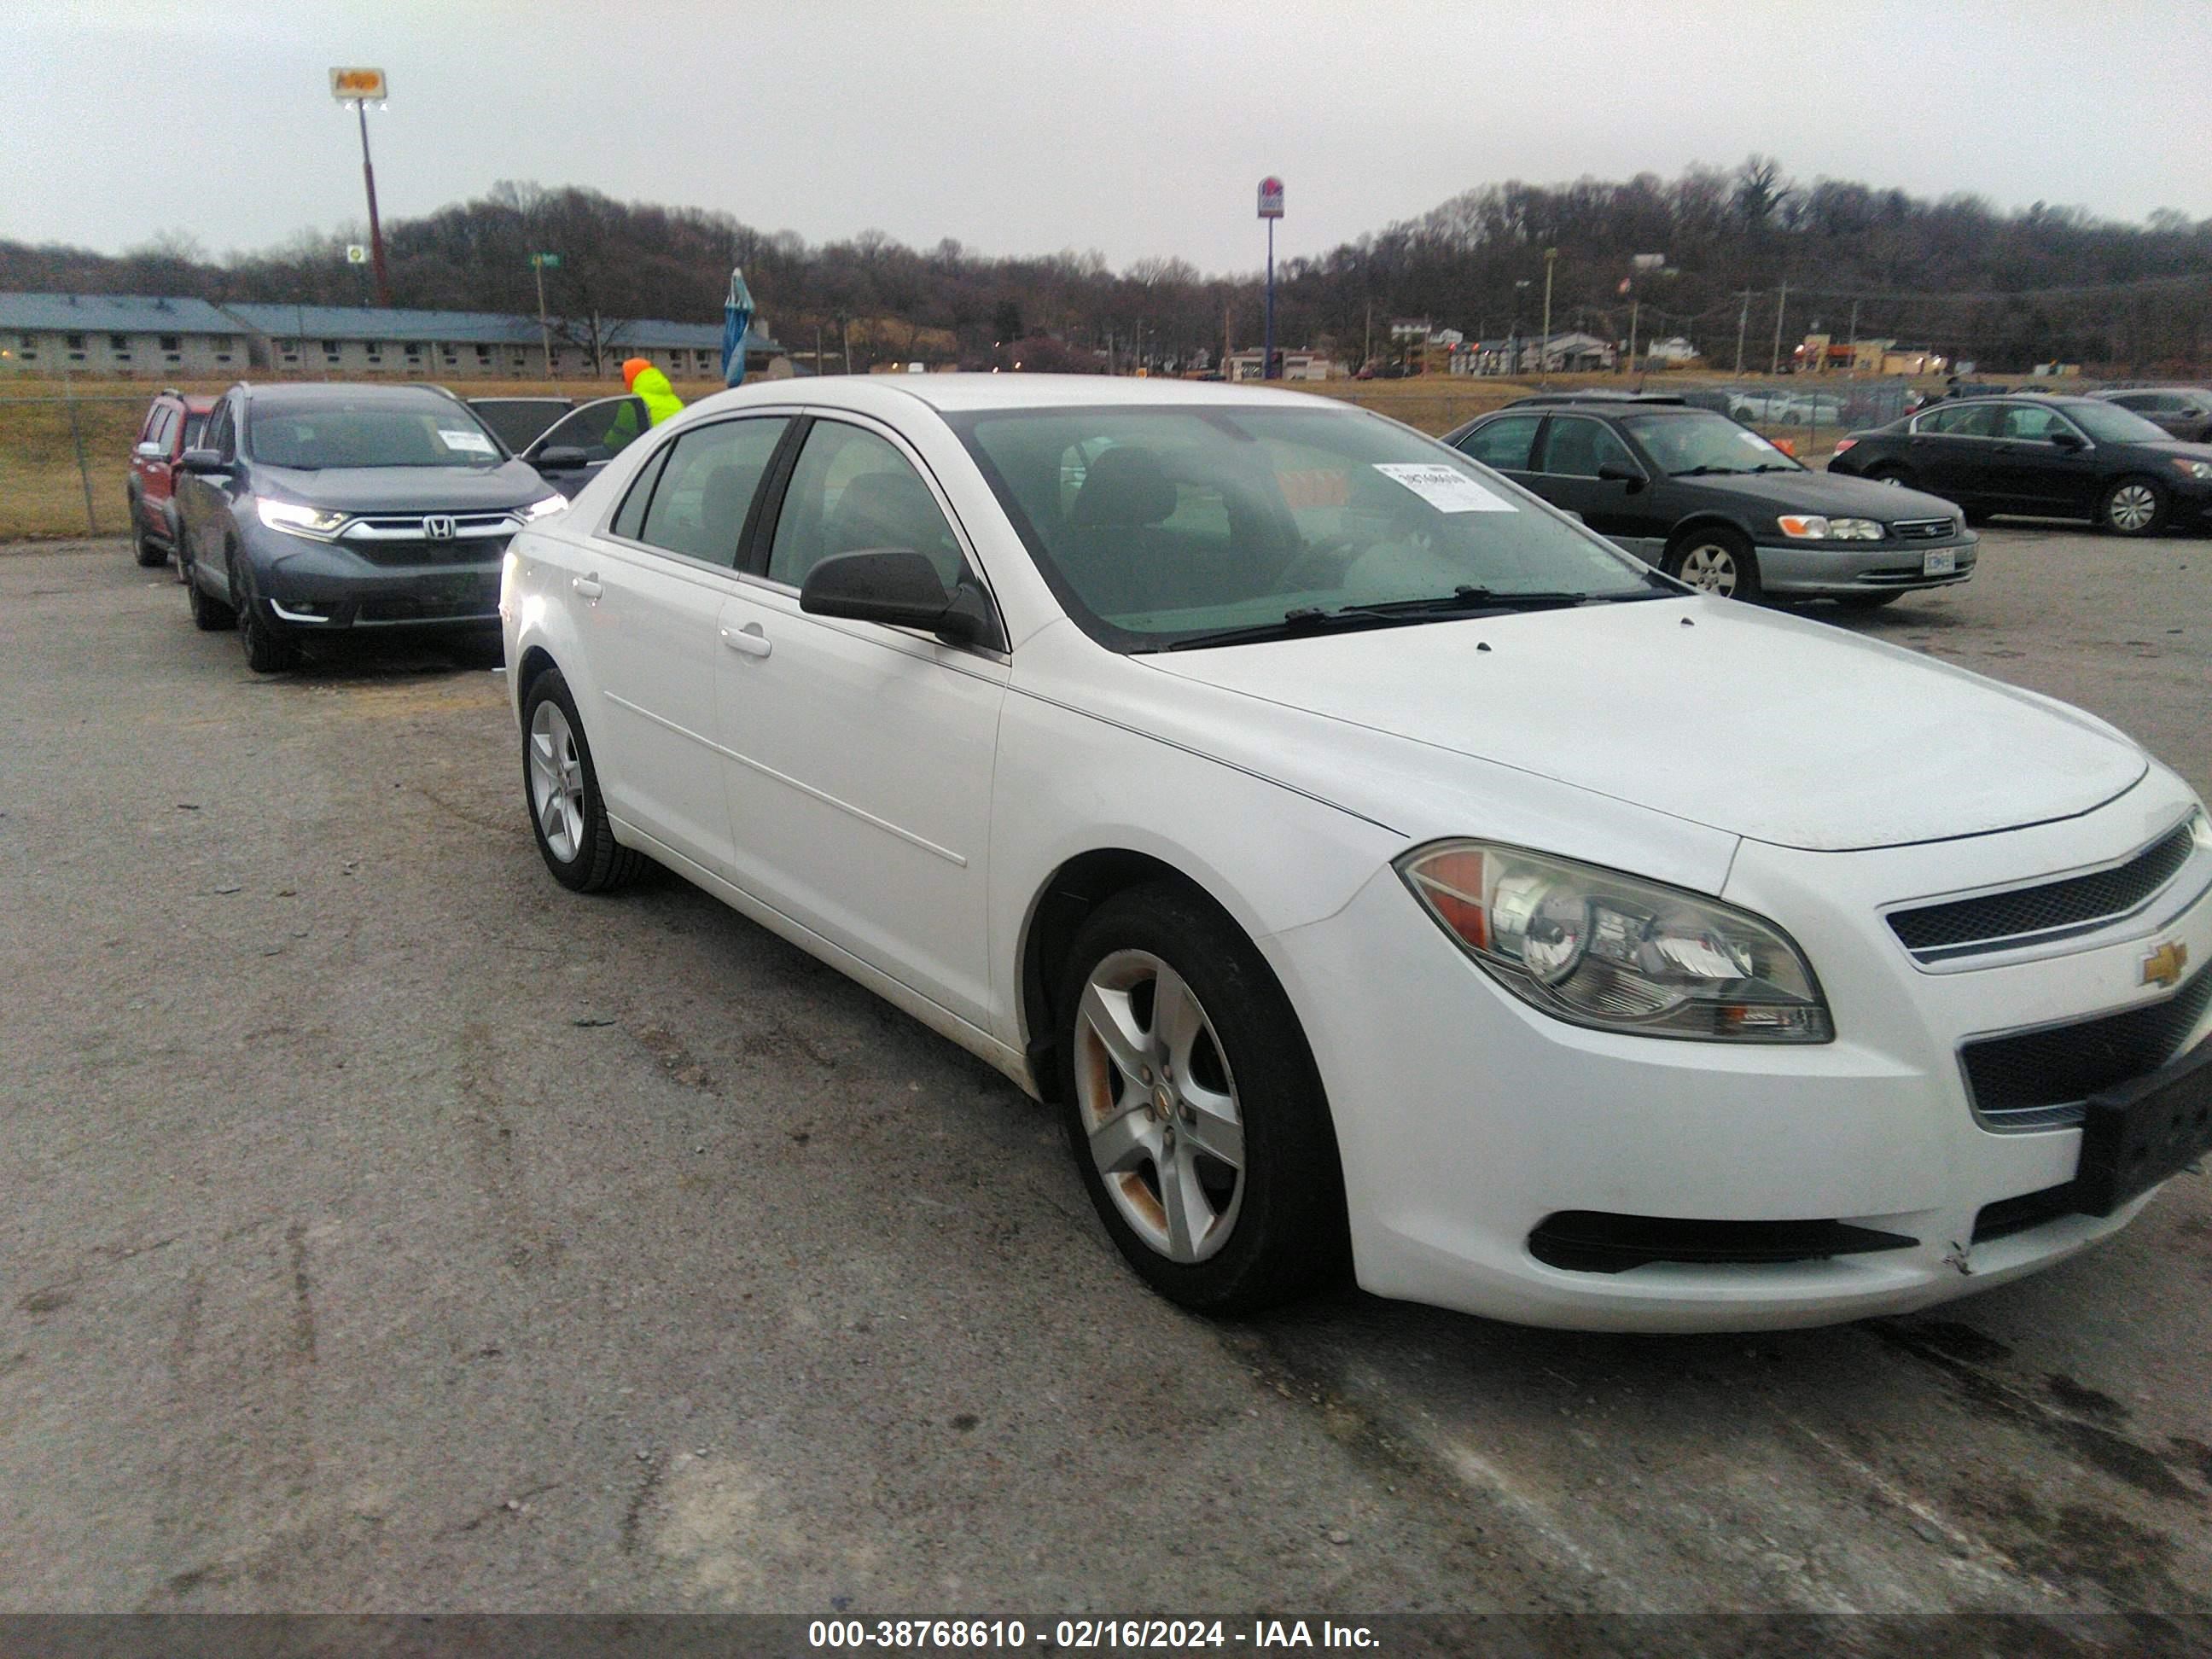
(1685, 469, 1959, 521)
(1144, 597, 2146, 852)
(257, 460, 553, 514)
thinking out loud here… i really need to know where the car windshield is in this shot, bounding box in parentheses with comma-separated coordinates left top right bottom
(952, 405, 1663, 649)
(2068, 402, 2172, 445)
(1622, 410, 1802, 475)
(246, 400, 505, 469)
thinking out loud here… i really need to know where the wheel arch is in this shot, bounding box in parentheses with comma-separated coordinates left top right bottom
(1666, 511, 1757, 553)
(1017, 847, 1258, 1103)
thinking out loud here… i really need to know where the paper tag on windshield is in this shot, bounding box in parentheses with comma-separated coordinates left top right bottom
(1371, 463, 1516, 514)
(439, 428, 497, 455)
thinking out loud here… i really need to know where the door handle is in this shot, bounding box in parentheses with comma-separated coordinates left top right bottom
(720, 623, 771, 658)
(571, 573, 603, 599)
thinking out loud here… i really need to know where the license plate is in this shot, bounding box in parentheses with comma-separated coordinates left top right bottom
(1923, 549, 1957, 576)
(2074, 1036, 2212, 1215)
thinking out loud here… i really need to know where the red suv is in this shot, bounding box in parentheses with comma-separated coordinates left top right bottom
(126, 389, 218, 571)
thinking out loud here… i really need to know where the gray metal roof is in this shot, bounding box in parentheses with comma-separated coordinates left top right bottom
(0, 290, 787, 358)
(222, 303, 543, 345)
(0, 292, 243, 335)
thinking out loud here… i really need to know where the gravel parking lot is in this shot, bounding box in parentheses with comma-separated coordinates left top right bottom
(2, 525, 2207, 1620)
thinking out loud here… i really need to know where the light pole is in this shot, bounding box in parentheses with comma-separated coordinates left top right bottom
(1539, 247, 1557, 382)
(330, 69, 393, 308)
(1258, 177, 1284, 379)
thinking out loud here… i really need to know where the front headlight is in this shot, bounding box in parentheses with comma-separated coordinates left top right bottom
(2169, 458, 2212, 481)
(1398, 841, 1832, 1043)
(1777, 515, 1883, 541)
(254, 498, 347, 540)
(521, 493, 568, 521)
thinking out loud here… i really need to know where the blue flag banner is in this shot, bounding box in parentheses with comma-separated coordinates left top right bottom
(722, 267, 756, 387)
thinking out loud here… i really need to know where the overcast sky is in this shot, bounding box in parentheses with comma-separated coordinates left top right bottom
(8, 0, 2209, 276)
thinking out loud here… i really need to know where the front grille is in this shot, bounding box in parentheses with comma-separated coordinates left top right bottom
(1961, 969, 2212, 1129)
(353, 534, 509, 568)
(1890, 517, 1957, 540)
(1889, 818, 2200, 963)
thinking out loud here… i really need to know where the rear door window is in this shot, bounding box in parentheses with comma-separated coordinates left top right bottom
(1918, 403, 2001, 437)
(1455, 414, 1540, 471)
(533, 398, 652, 463)
(633, 416, 790, 567)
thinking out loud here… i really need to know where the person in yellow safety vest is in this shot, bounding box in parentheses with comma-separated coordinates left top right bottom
(623, 358, 684, 425)
(603, 358, 685, 457)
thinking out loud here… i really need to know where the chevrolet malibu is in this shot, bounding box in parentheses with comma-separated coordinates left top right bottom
(499, 375, 2212, 1332)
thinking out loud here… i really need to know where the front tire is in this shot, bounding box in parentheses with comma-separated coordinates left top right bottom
(1056, 882, 1348, 1314)
(131, 502, 167, 568)
(2099, 475, 2167, 537)
(186, 564, 236, 632)
(232, 563, 301, 673)
(521, 669, 647, 893)
(1665, 527, 1761, 600)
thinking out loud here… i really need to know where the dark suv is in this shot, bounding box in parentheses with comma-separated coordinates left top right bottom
(125, 388, 218, 570)
(174, 382, 568, 672)
(1442, 400, 1976, 605)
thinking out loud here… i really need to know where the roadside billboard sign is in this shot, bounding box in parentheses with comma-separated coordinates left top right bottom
(329, 67, 387, 102)
(1257, 177, 1284, 219)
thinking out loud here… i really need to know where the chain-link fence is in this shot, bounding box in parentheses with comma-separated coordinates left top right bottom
(0, 390, 148, 539)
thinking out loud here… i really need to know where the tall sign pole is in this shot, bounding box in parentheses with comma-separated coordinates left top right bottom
(1540, 247, 1557, 381)
(1258, 177, 1284, 380)
(330, 68, 393, 307)
(530, 253, 562, 377)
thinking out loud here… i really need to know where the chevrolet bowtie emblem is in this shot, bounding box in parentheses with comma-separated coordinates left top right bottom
(2141, 940, 2187, 990)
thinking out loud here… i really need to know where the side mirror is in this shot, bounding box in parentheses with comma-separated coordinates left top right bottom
(2050, 429, 2087, 451)
(135, 439, 165, 460)
(800, 549, 993, 647)
(1596, 461, 1645, 488)
(178, 448, 227, 474)
(533, 445, 589, 472)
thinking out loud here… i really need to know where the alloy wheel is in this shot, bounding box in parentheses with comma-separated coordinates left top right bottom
(2107, 483, 2157, 533)
(527, 699, 587, 862)
(1678, 544, 1739, 596)
(1072, 948, 1245, 1264)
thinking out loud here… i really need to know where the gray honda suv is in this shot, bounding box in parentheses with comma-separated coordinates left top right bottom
(174, 381, 568, 671)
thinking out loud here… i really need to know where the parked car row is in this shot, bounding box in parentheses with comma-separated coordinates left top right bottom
(1826, 393, 2212, 536)
(118, 373, 2212, 1333)
(131, 381, 659, 671)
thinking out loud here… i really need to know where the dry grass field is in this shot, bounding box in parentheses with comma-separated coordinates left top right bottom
(1, 368, 1895, 541)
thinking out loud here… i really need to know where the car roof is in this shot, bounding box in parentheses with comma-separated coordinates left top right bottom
(721, 371, 1342, 416)
(1926, 393, 2102, 409)
(1493, 399, 1702, 417)
(241, 381, 468, 408)
(1505, 391, 1685, 406)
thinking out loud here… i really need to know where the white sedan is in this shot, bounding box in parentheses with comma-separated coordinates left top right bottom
(500, 375, 2212, 1332)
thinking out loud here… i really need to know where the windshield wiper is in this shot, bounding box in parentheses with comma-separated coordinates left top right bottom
(1160, 607, 1394, 652)
(1350, 585, 1593, 616)
(1670, 464, 1750, 476)
(1158, 589, 1604, 651)
(1746, 463, 1800, 473)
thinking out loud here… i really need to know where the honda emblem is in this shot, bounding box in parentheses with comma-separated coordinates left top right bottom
(423, 515, 457, 541)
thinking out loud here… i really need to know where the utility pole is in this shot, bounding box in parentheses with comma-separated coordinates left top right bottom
(1363, 298, 1372, 370)
(1734, 289, 1752, 375)
(1627, 294, 1639, 376)
(1769, 278, 1788, 376)
(1540, 247, 1558, 382)
(1846, 298, 1860, 370)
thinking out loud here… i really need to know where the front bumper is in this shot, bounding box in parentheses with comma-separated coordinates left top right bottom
(249, 529, 505, 631)
(1266, 768, 2211, 1330)
(1755, 530, 1979, 597)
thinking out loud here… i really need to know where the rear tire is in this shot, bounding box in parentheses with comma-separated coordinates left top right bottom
(521, 668, 648, 894)
(1664, 527, 1761, 600)
(2099, 475, 2167, 538)
(1055, 882, 1349, 1314)
(131, 504, 167, 568)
